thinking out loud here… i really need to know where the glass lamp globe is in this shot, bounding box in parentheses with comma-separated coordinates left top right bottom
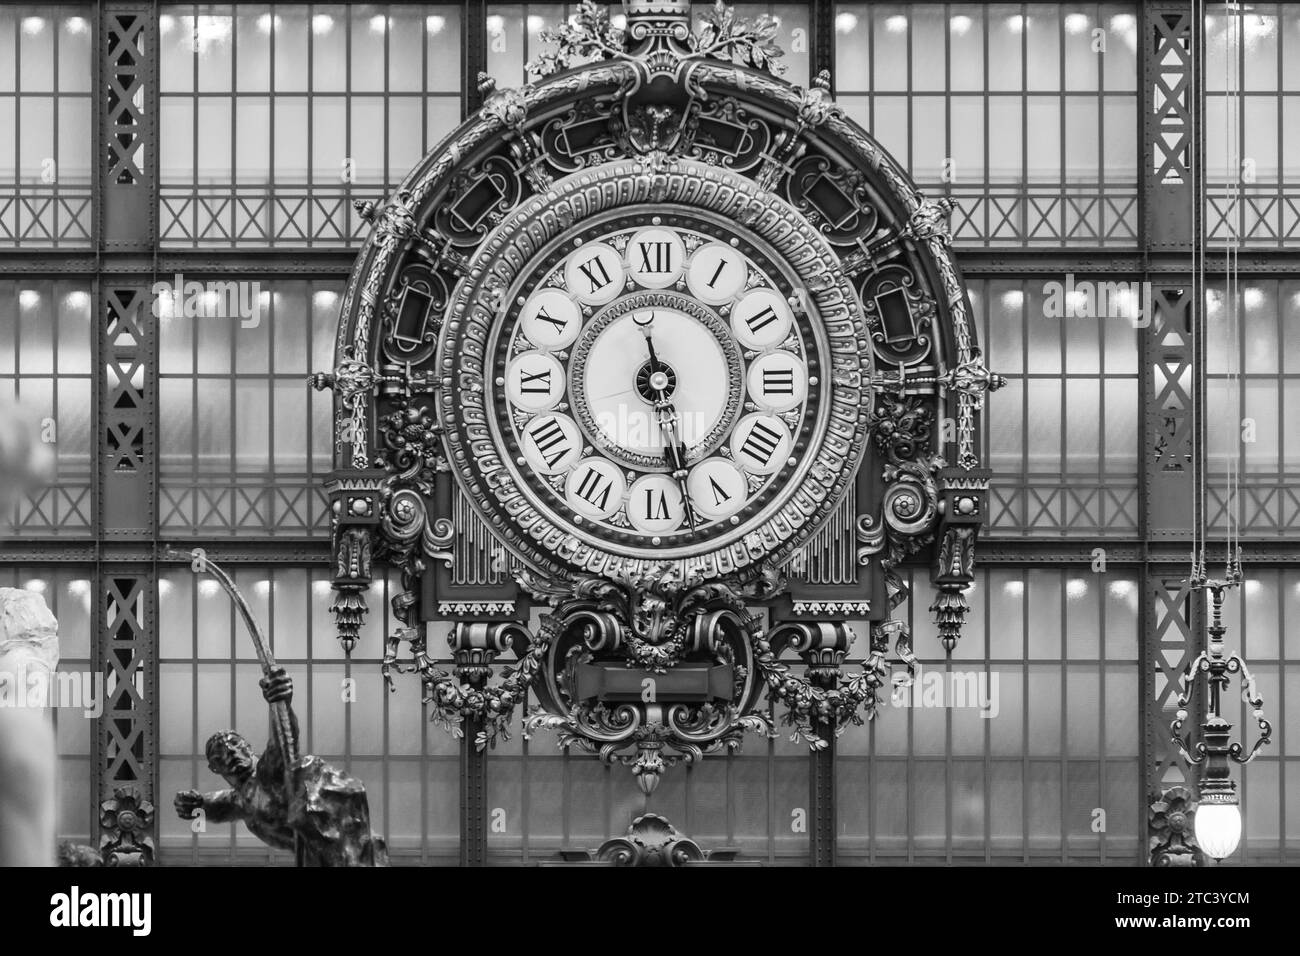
(1194, 799, 1242, 861)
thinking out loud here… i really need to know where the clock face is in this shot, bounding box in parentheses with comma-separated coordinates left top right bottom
(438, 160, 873, 580)
(491, 213, 821, 552)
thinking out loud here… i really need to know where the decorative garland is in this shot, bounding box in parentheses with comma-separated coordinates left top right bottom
(385, 619, 557, 750)
(751, 631, 888, 748)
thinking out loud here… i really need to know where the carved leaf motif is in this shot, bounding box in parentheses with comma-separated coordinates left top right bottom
(528, 0, 625, 78)
(695, 0, 787, 76)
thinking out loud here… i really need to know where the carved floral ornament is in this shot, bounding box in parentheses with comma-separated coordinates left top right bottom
(321, 0, 1000, 789)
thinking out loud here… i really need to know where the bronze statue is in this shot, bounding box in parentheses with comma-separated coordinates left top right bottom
(166, 550, 387, 867)
(175, 667, 387, 866)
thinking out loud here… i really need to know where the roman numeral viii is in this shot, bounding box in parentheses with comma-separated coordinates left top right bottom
(528, 418, 570, 468)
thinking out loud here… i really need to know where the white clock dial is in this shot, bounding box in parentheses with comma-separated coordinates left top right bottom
(494, 217, 821, 560)
(579, 307, 731, 457)
(746, 351, 806, 413)
(626, 227, 685, 289)
(565, 457, 627, 520)
(687, 457, 747, 521)
(686, 242, 748, 305)
(565, 242, 626, 306)
(732, 288, 793, 350)
(506, 352, 566, 412)
(521, 412, 583, 475)
(519, 289, 582, 348)
(626, 473, 686, 534)
(730, 413, 792, 475)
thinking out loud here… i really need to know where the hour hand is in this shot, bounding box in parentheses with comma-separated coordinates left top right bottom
(634, 312, 661, 370)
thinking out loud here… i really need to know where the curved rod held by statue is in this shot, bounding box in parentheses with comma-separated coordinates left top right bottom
(165, 548, 388, 867)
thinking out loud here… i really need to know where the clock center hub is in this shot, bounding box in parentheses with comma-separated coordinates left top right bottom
(637, 362, 677, 401)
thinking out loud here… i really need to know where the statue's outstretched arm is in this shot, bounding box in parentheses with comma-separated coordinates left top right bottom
(174, 788, 243, 824)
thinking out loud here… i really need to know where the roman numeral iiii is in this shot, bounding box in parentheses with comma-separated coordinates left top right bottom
(740, 421, 782, 465)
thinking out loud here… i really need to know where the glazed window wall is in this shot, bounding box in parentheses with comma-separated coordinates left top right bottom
(158, 3, 465, 247)
(1205, 281, 1300, 535)
(1206, 6, 1300, 246)
(0, 279, 94, 536)
(837, 567, 1142, 863)
(0, 6, 93, 248)
(157, 280, 340, 536)
(971, 276, 1141, 536)
(834, 3, 1140, 247)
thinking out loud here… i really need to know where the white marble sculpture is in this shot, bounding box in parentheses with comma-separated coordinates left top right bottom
(0, 586, 60, 866)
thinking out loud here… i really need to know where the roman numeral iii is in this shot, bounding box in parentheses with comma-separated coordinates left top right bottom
(762, 368, 795, 395)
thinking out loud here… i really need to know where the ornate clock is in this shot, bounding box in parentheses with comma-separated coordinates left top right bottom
(318, 0, 1002, 794)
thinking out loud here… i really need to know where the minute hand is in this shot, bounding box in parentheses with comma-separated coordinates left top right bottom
(652, 397, 698, 531)
(636, 314, 698, 530)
